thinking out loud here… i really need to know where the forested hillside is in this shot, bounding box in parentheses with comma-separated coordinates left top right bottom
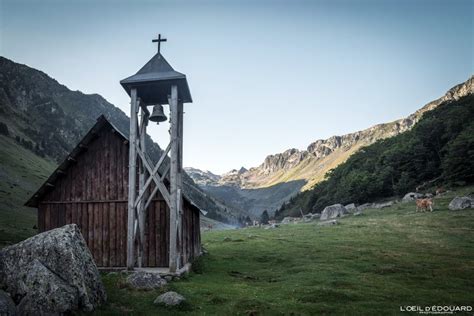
(276, 94, 474, 218)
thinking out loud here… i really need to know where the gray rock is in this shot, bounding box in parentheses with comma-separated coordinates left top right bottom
(281, 217, 298, 224)
(402, 192, 424, 202)
(303, 213, 319, 222)
(320, 204, 347, 221)
(448, 196, 474, 210)
(0, 224, 106, 314)
(318, 220, 339, 226)
(0, 290, 16, 316)
(353, 211, 364, 216)
(154, 291, 185, 306)
(164, 276, 173, 282)
(126, 271, 167, 290)
(344, 203, 357, 213)
(357, 203, 374, 211)
(17, 259, 78, 315)
(264, 223, 280, 229)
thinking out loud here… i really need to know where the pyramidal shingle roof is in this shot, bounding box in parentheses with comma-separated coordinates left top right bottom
(120, 53, 192, 104)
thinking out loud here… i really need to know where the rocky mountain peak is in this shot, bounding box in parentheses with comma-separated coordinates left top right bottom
(238, 167, 248, 174)
(183, 167, 220, 186)
(259, 148, 308, 175)
(215, 76, 474, 190)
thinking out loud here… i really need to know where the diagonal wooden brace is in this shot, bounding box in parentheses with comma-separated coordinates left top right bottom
(142, 163, 171, 211)
(133, 142, 171, 208)
(136, 146, 171, 206)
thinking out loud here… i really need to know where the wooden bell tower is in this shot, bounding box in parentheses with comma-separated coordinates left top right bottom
(120, 34, 192, 272)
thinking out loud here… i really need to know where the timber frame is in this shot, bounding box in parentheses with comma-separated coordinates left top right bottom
(127, 86, 184, 272)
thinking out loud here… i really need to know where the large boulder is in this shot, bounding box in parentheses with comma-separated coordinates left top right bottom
(126, 271, 167, 290)
(0, 290, 16, 316)
(344, 203, 357, 213)
(0, 224, 106, 314)
(154, 291, 186, 307)
(16, 259, 79, 314)
(402, 192, 424, 202)
(448, 196, 474, 210)
(320, 204, 347, 221)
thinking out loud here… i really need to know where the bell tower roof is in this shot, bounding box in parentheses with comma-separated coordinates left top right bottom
(120, 52, 192, 104)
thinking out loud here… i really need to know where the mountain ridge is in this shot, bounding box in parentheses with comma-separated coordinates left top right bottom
(186, 76, 473, 216)
(221, 75, 474, 190)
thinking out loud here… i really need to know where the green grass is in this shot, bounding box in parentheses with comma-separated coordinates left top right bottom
(95, 187, 474, 315)
(0, 135, 55, 247)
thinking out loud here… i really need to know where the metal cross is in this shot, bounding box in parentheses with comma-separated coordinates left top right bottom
(152, 34, 167, 54)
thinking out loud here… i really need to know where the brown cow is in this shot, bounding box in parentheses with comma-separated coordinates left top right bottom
(416, 198, 434, 212)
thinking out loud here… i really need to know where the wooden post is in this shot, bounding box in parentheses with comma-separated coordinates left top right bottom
(177, 101, 184, 267)
(138, 104, 148, 268)
(169, 85, 179, 273)
(127, 88, 138, 270)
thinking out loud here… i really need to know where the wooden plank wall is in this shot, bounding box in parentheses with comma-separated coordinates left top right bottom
(179, 199, 201, 265)
(39, 201, 128, 267)
(142, 200, 169, 267)
(38, 201, 172, 268)
(37, 124, 201, 268)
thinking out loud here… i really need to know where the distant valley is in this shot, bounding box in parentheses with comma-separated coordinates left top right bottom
(187, 76, 474, 217)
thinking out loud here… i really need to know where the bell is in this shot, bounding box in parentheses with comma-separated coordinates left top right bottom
(149, 104, 167, 123)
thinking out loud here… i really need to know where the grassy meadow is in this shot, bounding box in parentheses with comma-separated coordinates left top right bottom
(95, 187, 474, 315)
(0, 135, 55, 247)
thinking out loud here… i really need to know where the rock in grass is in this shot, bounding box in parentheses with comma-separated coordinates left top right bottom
(154, 291, 185, 307)
(345, 203, 357, 213)
(281, 217, 295, 224)
(0, 224, 106, 314)
(320, 204, 347, 221)
(402, 192, 424, 202)
(449, 196, 474, 210)
(126, 271, 167, 290)
(0, 290, 16, 316)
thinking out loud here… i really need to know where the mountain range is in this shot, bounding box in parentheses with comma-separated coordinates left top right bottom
(1, 55, 472, 223)
(186, 76, 473, 217)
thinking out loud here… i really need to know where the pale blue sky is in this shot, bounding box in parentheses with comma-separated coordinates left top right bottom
(1, 0, 472, 174)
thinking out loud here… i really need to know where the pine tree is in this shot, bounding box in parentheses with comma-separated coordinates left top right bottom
(260, 210, 269, 225)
